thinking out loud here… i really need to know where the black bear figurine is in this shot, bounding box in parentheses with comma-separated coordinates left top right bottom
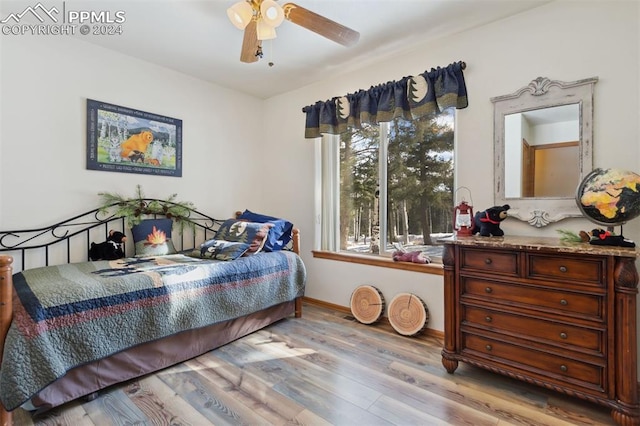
(588, 228, 636, 248)
(89, 230, 127, 260)
(471, 204, 510, 237)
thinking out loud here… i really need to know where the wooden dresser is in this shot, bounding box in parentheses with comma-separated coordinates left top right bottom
(441, 236, 639, 425)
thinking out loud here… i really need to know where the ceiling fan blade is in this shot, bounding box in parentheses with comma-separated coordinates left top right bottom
(282, 3, 360, 47)
(240, 20, 261, 63)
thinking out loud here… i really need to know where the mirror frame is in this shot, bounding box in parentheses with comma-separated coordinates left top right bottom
(492, 76, 598, 227)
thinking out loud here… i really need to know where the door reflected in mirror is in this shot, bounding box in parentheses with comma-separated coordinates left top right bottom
(504, 104, 579, 198)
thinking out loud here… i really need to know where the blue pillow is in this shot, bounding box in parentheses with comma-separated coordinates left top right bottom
(131, 218, 177, 257)
(237, 209, 293, 251)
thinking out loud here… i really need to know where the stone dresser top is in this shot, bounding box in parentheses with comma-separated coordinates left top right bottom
(440, 235, 639, 258)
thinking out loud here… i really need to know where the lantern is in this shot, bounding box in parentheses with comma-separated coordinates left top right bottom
(453, 187, 474, 236)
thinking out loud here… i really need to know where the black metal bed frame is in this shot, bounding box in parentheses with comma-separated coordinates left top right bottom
(0, 199, 224, 273)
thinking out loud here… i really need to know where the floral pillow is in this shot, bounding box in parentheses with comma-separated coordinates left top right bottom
(189, 239, 250, 261)
(131, 218, 177, 257)
(214, 219, 272, 255)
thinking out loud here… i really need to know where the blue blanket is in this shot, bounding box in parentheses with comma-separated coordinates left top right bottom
(0, 251, 306, 410)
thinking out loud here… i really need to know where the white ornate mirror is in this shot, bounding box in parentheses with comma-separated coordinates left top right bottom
(492, 76, 598, 227)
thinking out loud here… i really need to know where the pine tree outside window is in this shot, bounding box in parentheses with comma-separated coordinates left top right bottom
(319, 107, 455, 261)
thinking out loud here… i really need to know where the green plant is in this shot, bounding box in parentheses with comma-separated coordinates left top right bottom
(98, 185, 196, 230)
(556, 229, 584, 243)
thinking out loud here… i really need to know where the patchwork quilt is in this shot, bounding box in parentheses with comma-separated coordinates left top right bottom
(0, 251, 306, 410)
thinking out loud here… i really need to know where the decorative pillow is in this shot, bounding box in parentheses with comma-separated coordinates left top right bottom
(131, 218, 177, 257)
(189, 239, 250, 261)
(237, 209, 293, 252)
(214, 219, 272, 254)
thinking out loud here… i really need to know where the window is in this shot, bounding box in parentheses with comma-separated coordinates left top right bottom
(317, 108, 455, 261)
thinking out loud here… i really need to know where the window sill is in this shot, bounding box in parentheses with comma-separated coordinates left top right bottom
(311, 250, 443, 275)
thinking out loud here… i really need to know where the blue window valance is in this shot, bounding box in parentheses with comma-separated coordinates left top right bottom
(302, 61, 468, 139)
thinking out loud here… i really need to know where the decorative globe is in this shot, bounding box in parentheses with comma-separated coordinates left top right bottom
(576, 168, 640, 226)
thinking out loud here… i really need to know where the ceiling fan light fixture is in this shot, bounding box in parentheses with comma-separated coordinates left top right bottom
(235, 1, 360, 64)
(260, 0, 284, 28)
(226, 1, 253, 30)
(256, 19, 277, 40)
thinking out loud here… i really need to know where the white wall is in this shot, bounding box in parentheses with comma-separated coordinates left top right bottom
(262, 1, 640, 334)
(1, 0, 638, 344)
(0, 34, 265, 229)
(504, 113, 523, 197)
(531, 119, 578, 144)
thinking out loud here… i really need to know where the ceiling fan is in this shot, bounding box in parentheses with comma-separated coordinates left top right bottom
(226, 0, 360, 63)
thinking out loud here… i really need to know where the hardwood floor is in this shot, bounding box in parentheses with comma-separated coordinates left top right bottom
(13, 303, 614, 425)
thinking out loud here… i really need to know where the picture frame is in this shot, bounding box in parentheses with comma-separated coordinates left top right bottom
(86, 99, 182, 177)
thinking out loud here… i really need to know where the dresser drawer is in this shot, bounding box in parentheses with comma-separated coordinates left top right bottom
(461, 277, 604, 321)
(462, 333, 605, 394)
(462, 305, 604, 354)
(460, 248, 519, 276)
(526, 254, 605, 288)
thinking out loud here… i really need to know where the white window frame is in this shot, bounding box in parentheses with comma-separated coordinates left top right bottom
(316, 122, 396, 255)
(316, 114, 455, 258)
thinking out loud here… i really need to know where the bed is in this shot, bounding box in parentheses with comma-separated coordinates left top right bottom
(0, 201, 306, 424)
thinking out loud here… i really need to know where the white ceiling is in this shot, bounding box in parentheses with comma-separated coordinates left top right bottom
(1, 0, 551, 99)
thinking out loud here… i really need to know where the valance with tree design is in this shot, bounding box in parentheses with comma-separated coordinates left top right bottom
(302, 61, 468, 139)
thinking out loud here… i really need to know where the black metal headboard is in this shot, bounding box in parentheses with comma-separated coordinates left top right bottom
(0, 199, 224, 273)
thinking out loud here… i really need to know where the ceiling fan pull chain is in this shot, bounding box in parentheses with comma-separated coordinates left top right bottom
(268, 39, 275, 67)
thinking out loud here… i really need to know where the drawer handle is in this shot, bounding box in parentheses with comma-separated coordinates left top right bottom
(485, 316, 492, 323)
(485, 287, 493, 294)
(560, 332, 568, 339)
(485, 344, 492, 351)
(560, 365, 568, 372)
(485, 258, 492, 265)
(559, 266, 568, 273)
(560, 299, 568, 306)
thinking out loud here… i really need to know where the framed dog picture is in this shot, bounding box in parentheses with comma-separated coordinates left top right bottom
(86, 99, 182, 177)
